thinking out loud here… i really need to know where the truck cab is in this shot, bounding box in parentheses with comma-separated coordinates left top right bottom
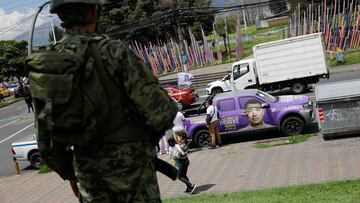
(230, 59, 257, 91)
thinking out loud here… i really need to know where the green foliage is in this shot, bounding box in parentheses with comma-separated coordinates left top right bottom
(253, 134, 312, 149)
(329, 50, 360, 67)
(0, 97, 23, 109)
(48, 25, 64, 43)
(38, 165, 53, 174)
(163, 179, 360, 202)
(215, 15, 238, 37)
(0, 40, 27, 79)
(99, 0, 214, 42)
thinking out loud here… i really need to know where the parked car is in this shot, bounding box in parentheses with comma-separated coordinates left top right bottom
(8, 83, 20, 95)
(183, 89, 315, 147)
(0, 87, 10, 97)
(13, 86, 23, 98)
(11, 134, 44, 169)
(206, 73, 232, 94)
(164, 86, 199, 110)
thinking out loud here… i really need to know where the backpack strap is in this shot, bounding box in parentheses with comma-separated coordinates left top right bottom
(88, 41, 116, 101)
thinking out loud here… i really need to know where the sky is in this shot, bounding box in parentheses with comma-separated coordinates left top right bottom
(0, 0, 53, 40)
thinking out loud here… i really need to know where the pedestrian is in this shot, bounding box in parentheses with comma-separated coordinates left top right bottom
(23, 86, 34, 113)
(159, 129, 172, 154)
(175, 131, 196, 194)
(206, 99, 221, 149)
(172, 111, 186, 142)
(26, 0, 177, 202)
(0, 93, 4, 102)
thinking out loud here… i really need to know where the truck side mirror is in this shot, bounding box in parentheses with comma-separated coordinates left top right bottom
(261, 103, 270, 109)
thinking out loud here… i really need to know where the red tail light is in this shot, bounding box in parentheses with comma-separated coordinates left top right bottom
(11, 148, 16, 155)
(318, 108, 324, 122)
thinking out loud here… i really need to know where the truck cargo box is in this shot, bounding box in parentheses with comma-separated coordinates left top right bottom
(253, 33, 328, 85)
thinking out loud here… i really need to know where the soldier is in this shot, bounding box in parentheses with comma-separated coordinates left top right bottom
(26, 0, 177, 202)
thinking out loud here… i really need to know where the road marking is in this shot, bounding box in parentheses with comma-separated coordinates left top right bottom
(0, 123, 34, 144)
(0, 119, 19, 129)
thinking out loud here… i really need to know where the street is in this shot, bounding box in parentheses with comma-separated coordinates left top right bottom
(0, 70, 360, 177)
(0, 101, 35, 177)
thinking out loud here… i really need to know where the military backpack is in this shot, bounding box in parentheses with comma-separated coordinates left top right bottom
(26, 36, 128, 146)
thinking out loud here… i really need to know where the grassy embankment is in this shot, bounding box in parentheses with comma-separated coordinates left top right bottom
(329, 49, 360, 67)
(0, 97, 23, 108)
(164, 179, 360, 203)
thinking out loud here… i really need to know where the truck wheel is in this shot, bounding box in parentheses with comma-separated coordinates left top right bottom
(281, 117, 304, 136)
(30, 152, 44, 170)
(193, 129, 211, 148)
(211, 87, 223, 95)
(290, 81, 306, 94)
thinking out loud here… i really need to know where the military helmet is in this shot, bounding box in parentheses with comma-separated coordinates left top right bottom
(50, 0, 103, 13)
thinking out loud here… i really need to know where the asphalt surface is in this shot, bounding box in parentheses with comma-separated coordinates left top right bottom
(0, 101, 35, 177)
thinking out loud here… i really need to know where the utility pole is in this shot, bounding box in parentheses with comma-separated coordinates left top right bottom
(241, 0, 248, 42)
(173, 0, 189, 72)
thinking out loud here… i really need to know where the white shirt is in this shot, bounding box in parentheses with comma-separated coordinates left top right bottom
(206, 105, 218, 123)
(169, 144, 184, 159)
(172, 111, 185, 132)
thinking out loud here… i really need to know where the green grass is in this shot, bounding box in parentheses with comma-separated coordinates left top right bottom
(329, 50, 360, 67)
(0, 97, 23, 108)
(163, 179, 360, 203)
(38, 165, 53, 174)
(212, 31, 283, 60)
(253, 134, 312, 149)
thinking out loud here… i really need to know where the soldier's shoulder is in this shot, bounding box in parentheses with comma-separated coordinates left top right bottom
(97, 36, 130, 59)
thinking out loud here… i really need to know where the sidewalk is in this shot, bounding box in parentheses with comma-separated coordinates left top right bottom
(158, 63, 360, 80)
(1, 134, 360, 202)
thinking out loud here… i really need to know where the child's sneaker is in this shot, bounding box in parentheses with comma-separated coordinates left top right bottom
(188, 184, 196, 195)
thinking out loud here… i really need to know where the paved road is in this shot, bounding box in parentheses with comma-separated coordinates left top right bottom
(0, 101, 35, 177)
(1, 70, 360, 177)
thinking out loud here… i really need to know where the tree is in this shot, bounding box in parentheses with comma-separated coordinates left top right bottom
(0, 40, 27, 85)
(99, 0, 214, 42)
(269, 0, 288, 15)
(215, 15, 237, 54)
(48, 25, 64, 43)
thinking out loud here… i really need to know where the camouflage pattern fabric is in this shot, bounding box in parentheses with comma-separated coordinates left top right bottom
(31, 29, 177, 202)
(74, 141, 161, 203)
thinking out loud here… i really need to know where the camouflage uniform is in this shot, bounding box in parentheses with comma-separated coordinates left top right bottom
(34, 29, 177, 202)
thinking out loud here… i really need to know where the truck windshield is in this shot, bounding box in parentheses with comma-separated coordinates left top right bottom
(256, 91, 276, 103)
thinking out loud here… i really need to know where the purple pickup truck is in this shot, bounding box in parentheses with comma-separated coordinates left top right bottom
(183, 89, 315, 147)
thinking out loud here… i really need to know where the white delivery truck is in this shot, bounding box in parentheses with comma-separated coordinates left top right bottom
(206, 33, 329, 94)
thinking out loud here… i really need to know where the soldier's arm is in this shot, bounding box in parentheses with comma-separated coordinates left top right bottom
(109, 42, 177, 132)
(36, 124, 75, 180)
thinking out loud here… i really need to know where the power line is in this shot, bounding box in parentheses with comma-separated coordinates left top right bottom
(105, 0, 290, 36)
(0, 14, 35, 37)
(1, 0, 46, 12)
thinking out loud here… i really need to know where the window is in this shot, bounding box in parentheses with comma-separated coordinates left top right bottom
(233, 64, 250, 80)
(218, 98, 236, 111)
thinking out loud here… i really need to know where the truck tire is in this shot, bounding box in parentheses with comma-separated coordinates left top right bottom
(30, 152, 44, 170)
(211, 87, 223, 95)
(290, 81, 306, 94)
(193, 129, 211, 147)
(281, 117, 304, 136)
